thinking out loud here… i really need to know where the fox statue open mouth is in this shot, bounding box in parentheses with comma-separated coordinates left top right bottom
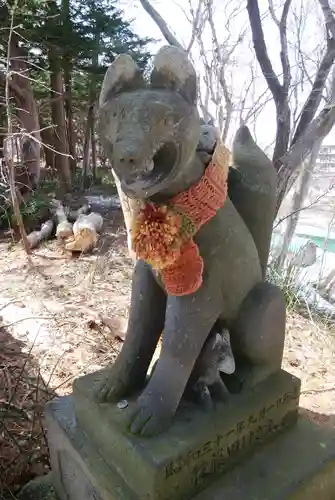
(119, 140, 180, 199)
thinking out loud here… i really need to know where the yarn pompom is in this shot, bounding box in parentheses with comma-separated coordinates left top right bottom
(131, 203, 183, 269)
(161, 240, 204, 296)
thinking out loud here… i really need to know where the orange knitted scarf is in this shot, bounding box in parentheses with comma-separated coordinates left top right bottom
(131, 142, 230, 296)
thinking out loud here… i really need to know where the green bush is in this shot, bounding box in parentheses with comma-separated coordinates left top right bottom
(0, 182, 56, 231)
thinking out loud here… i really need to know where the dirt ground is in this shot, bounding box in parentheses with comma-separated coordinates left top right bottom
(0, 198, 335, 496)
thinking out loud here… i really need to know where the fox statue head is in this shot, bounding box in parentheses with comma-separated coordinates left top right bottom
(98, 46, 200, 200)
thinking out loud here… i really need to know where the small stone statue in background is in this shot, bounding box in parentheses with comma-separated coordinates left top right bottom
(185, 326, 235, 410)
(96, 45, 286, 437)
(151, 325, 235, 410)
(196, 118, 220, 167)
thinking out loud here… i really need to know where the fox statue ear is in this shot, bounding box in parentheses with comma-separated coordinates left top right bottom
(99, 54, 145, 107)
(150, 45, 197, 105)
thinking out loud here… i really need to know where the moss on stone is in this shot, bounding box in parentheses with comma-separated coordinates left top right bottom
(17, 473, 58, 500)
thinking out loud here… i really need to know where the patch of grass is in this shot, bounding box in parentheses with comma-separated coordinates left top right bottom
(266, 259, 303, 312)
(98, 169, 116, 186)
(267, 260, 335, 334)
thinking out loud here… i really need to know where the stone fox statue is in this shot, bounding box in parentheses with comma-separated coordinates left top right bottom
(97, 45, 286, 437)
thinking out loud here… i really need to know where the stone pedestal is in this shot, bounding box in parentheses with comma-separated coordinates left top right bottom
(72, 369, 300, 500)
(45, 396, 135, 500)
(45, 368, 331, 500)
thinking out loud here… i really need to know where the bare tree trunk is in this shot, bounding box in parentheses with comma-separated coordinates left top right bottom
(49, 46, 71, 190)
(82, 104, 93, 188)
(8, 35, 41, 189)
(40, 122, 55, 170)
(275, 140, 322, 270)
(4, 17, 31, 255)
(247, 0, 335, 214)
(63, 58, 76, 172)
(0, 106, 4, 161)
(88, 32, 99, 184)
(276, 92, 335, 211)
(91, 110, 97, 182)
(61, 0, 76, 173)
(27, 219, 54, 249)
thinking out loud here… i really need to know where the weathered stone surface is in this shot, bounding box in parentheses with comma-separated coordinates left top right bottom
(17, 473, 58, 500)
(45, 396, 136, 500)
(193, 416, 335, 500)
(73, 369, 300, 500)
(45, 392, 335, 500)
(230, 125, 277, 278)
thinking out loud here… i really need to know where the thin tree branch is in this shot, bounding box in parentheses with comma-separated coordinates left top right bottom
(244, 88, 273, 124)
(277, 67, 335, 210)
(247, 0, 283, 102)
(292, 40, 335, 144)
(292, 0, 335, 144)
(186, 0, 202, 53)
(318, 0, 335, 39)
(279, 0, 292, 94)
(247, 0, 292, 168)
(274, 183, 335, 229)
(268, 0, 279, 26)
(139, 0, 184, 49)
(193, 11, 217, 108)
(205, 0, 233, 140)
